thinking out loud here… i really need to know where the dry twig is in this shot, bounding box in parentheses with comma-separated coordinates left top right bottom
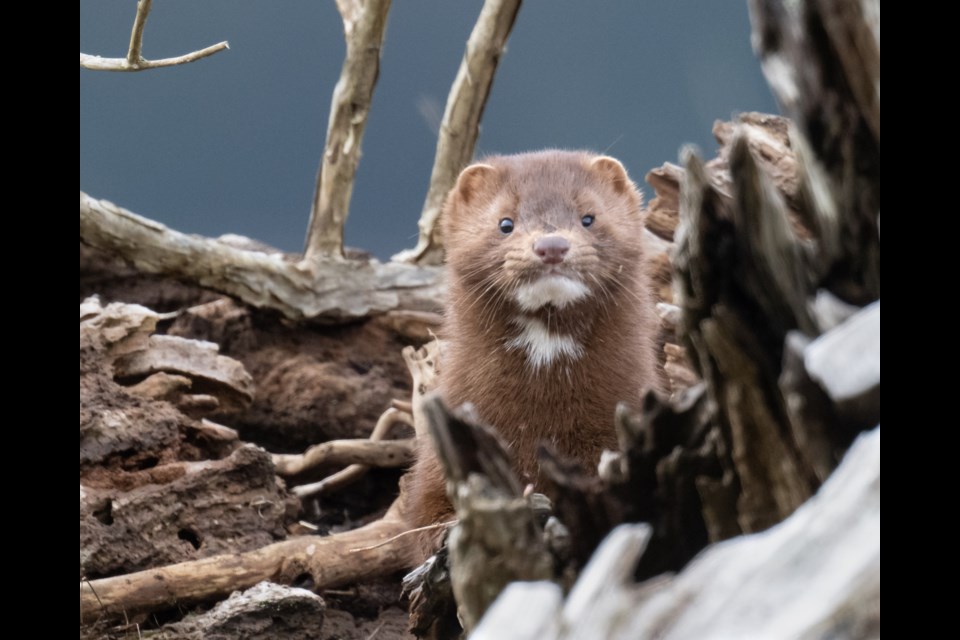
(80, 0, 228, 72)
(291, 407, 414, 499)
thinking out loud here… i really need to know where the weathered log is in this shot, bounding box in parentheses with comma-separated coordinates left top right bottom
(81, 192, 445, 321)
(675, 138, 819, 534)
(644, 162, 683, 241)
(81, 297, 254, 469)
(474, 427, 880, 639)
(395, 0, 524, 264)
(79, 503, 409, 625)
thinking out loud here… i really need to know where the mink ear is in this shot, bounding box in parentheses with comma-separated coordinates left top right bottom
(588, 156, 632, 196)
(455, 163, 499, 205)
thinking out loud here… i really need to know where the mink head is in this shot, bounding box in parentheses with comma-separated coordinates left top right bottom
(442, 150, 646, 326)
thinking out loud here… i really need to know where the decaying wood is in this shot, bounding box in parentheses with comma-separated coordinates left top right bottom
(114, 334, 254, 413)
(780, 300, 880, 483)
(81, 296, 253, 414)
(81, 446, 296, 580)
(424, 397, 553, 634)
(79, 0, 228, 72)
(402, 341, 443, 439)
(750, 0, 880, 304)
(374, 310, 444, 344)
(303, 0, 393, 259)
(394, 0, 523, 265)
(644, 162, 683, 242)
(80, 192, 445, 321)
(676, 140, 817, 534)
(475, 427, 880, 639)
(80, 298, 251, 469)
(537, 386, 718, 580)
(802, 300, 880, 422)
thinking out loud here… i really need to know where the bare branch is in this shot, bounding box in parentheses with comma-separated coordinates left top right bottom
(304, 0, 393, 259)
(273, 438, 415, 477)
(80, 192, 444, 321)
(80, 43, 229, 72)
(394, 0, 523, 265)
(291, 407, 414, 499)
(80, 0, 228, 72)
(127, 0, 152, 65)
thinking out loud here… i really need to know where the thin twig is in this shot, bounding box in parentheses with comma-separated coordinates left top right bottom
(80, 0, 228, 72)
(349, 519, 458, 553)
(365, 621, 387, 640)
(80, 577, 104, 625)
(80, 43, 229, 72)
(126, 0, 152, 65)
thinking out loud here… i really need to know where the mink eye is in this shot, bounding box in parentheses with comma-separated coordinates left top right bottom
(499, 218, 515, 234)
(581, 214, 595, 228)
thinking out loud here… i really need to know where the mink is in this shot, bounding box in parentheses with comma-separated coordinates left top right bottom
(405, 150, 659, 563)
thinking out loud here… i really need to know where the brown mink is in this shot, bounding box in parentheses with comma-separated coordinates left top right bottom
(406, 150, 659, 562)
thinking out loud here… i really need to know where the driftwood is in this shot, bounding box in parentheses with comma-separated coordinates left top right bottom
(304, 0, 393, 259)
(475, 427, 880, 639)
(80, 192, 444, 321)
(79, 0, 228, 72)
(395, 0, 523, 264)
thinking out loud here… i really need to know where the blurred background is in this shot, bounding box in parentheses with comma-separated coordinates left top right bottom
(80, 0, 777, 260)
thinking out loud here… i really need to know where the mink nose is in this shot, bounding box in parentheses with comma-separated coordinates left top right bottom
(533, 235, 570, 264)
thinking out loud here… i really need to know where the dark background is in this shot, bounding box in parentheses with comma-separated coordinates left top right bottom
(80, 1, 777, 260)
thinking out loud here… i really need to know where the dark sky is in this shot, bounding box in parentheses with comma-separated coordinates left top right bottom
(80, 1, 777, 260)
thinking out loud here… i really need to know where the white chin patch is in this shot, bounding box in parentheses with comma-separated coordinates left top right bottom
(507, 317, 584, 369)
(514, 275, 589, 311)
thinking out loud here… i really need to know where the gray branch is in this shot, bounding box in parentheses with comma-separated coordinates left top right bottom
(80, 0, 228, 72)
